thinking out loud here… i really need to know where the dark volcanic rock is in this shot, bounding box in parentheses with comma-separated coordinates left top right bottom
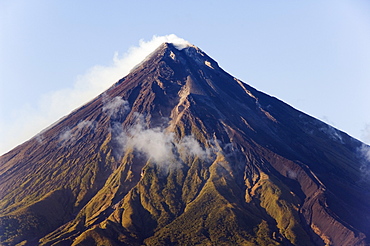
(0, 42, 369, 246)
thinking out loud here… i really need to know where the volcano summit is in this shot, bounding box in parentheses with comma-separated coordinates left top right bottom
(0, 42, 369, 246)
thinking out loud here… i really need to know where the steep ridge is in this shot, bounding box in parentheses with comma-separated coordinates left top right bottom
(0, 43, 369, 246)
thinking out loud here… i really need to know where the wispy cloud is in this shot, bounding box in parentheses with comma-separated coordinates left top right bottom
(361, 124, 370, 144)
(58, 120, 96, 146)
(112, 112, 213, 170)
(319, 124, 343, 143)
(77, 120, 96, 130)
(58, 128, 73, 144)
(359, 144, 370, 180)
(101, 96, 212, 168)
(102, 96, 130, 118)
(0, 34, 190, 155)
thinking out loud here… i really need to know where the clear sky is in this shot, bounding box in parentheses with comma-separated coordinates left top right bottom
(1, 0, 370, 155)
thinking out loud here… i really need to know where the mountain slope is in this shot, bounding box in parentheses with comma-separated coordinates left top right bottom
(0, 42, 369, 246)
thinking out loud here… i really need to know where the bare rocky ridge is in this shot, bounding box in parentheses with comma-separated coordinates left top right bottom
(0, 43, 369, 245)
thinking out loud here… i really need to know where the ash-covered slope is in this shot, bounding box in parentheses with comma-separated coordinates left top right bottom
(1, 43, 369, 246)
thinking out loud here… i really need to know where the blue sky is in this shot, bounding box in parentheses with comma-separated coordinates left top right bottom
(1, 0, 370, 154)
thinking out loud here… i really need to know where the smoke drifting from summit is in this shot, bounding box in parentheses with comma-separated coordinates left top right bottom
(0, 35, 190, 155)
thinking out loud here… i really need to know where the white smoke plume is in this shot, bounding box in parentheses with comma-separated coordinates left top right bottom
(0, 34, 190, 155)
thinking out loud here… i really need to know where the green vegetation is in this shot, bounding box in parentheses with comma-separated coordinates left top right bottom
(253, 173, 312, 246)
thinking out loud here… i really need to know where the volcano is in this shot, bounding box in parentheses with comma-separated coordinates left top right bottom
(0, 42, 369, 246)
